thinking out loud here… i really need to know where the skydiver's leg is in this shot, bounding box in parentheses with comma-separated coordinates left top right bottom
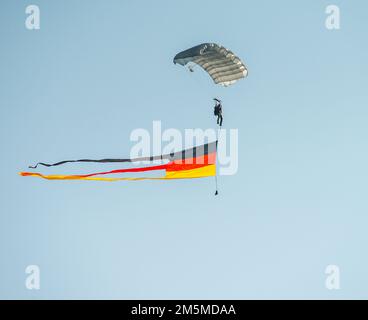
(219, 115, 223, 126)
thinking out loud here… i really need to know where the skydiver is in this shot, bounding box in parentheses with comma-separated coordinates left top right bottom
(214, 98, 223, 127)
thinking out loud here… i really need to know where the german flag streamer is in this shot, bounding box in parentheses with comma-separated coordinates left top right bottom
(19, 141, 217, 182)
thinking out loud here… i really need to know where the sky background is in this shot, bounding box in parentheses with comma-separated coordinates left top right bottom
(1, 0, 367, 299)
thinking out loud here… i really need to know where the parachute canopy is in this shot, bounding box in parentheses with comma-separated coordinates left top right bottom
(174, 43, 248, 87)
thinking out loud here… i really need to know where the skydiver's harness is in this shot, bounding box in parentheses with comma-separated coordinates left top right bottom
(214, 104, 222, 116)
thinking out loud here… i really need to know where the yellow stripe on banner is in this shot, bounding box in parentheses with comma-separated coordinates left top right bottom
(19, 172, 165, 181)
(164, 165, 216, 179)
(19, 165, 216, 181)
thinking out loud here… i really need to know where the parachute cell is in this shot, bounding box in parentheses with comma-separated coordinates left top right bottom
(174, 43, 248, 86)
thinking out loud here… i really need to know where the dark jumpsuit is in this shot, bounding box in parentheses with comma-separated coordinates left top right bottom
(217, 104, 223, 126)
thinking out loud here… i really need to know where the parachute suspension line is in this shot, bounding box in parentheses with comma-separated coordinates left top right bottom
(183, 62, 213, 98)
(215, 173, 218, 196)
(214, 127, 220, 196)
(188, 64, 195, 72)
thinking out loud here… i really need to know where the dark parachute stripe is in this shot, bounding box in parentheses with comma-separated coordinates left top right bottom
(29, 141, 217, 169)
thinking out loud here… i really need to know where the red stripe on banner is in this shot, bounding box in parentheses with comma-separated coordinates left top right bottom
(20, 152, 217, 179)
(67, 163, 168, 178)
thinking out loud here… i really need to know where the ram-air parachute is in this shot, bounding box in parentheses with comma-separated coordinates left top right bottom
(174, 43, 248, 86)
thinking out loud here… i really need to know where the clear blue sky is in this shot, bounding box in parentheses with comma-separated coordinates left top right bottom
(1, 0, 367, 299)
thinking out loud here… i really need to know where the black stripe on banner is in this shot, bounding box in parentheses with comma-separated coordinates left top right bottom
(28, 141, 217, 169)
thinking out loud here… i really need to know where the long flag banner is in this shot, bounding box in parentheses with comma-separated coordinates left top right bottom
(20, 141, 217, 181)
